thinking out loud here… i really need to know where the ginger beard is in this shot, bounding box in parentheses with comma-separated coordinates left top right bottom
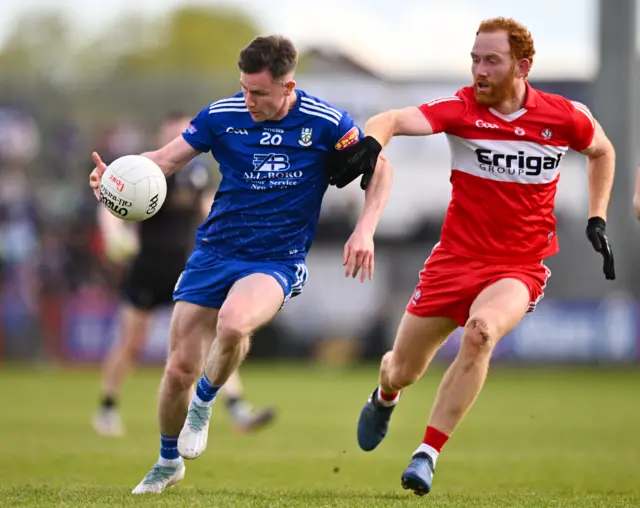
(474, 60, 517, 107)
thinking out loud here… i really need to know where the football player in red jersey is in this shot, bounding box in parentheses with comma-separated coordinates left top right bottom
(331, 17, 616, 495)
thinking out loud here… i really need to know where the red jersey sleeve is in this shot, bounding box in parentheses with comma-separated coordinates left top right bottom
(418, 96, 466, 134)
(569, 101, 596, 152)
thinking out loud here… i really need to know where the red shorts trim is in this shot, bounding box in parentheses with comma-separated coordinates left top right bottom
(406, 244, 551, 327)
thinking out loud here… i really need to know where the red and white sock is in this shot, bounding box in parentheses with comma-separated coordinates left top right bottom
(413, 426, 450, 467)
(376, 387, 401, 407)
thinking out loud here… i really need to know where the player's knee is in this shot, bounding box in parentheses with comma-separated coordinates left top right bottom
(165, 353, 200, 392)
(460, 316, 495, 357)
(388, 366, 421, 390)
(216, 308, 253, 345)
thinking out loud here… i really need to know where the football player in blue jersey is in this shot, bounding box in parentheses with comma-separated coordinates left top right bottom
(92, 112, 276, 439)
(89, 35, 392, 494)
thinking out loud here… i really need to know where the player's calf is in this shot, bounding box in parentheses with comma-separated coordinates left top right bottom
(158, 352, 203, 433)
(428, 317, 499, 432)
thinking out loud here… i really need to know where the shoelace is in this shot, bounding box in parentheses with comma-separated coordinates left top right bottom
(409, 453, 434, 473)
(186, 403, 210, 432)
(142, 464, 177, 485)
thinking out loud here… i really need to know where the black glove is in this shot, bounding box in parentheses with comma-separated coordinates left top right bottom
(328, 136, 382, 190)
(585, 216, 615, 280)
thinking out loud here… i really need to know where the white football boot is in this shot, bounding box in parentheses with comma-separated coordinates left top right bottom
(177, 399, 213, 459)
(131, 459, 185, 494)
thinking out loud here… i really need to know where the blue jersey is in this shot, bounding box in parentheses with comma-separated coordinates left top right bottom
(182, 89, 362, 262)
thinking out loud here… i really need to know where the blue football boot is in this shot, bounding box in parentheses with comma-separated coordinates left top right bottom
(400, 452, 435, 496)
(356, 388, 397, 451)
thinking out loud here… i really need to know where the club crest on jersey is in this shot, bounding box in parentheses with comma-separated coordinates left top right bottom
(335, 126, 360, 150)
(540, 127, 553, 140)
(298, 127, 313, 147)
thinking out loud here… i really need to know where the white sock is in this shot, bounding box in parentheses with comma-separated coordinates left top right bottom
(376, 387, 400, 407)
(193, 393, 216, 408)
(158, 456, 182, 468)
(413, 443, 439, 468)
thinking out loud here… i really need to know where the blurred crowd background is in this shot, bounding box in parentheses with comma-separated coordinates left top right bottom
(1, 0, 639, 366)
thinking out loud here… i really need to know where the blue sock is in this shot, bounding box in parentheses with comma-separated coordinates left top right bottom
(160, 434, 179, 460)
(195, 373, 221, 403)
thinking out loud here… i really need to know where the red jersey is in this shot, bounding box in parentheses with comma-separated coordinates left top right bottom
(418, 83, 595, 264)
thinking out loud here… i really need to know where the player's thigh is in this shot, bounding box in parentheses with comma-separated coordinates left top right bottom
(467, 278, 531, 343)
(169, 300, 219, 370)
(391, 312, 459, 372)
(217, 273, 285, 337)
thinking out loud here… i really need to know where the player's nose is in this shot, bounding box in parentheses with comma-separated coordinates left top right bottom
(475, 65, 490, 78)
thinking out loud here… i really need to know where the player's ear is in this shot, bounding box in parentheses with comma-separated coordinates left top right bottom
(284, 80, 296, 95)
(515, 58, 531, 79)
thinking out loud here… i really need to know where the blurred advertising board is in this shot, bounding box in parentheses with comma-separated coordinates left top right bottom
(60, 287, 638, 364)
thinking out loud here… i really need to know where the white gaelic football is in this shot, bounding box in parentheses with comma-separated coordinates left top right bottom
(100, 155, 167, 222)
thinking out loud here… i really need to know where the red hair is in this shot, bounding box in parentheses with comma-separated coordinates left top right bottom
(477, 17, 535, 76)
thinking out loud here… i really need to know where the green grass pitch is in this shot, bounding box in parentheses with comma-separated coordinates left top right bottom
(0, 363, 638, 507)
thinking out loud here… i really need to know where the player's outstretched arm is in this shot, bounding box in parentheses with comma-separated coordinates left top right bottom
(88, 137, 199, 200)
(329, 107, 435, 190)
(141, 136, 200, 177)
(364, 107, 436, 149)
(581, 120, 616, 280)
(343, 155, 393, 282)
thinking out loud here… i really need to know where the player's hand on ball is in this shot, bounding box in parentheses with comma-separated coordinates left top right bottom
(90, 152, 108, 201)
(343, 227, 375, 282)
(585, 216, 615, 280)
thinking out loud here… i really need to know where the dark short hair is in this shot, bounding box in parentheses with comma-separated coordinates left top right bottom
(237, 35, 297, 80)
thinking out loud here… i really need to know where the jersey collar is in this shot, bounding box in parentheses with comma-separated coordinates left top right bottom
(488, 81, 538, 122)
(523, 81, 539, 109)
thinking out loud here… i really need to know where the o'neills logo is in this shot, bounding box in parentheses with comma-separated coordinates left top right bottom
(109, 174, 125, 192)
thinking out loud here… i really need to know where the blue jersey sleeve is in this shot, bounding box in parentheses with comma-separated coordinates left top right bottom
(182, 106, 216, 153)
(334, 111, 364, 152)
